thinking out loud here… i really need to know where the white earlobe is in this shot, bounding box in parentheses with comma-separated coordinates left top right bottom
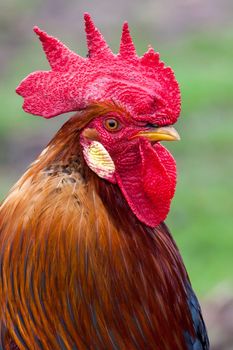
(82, 141, 116, 182)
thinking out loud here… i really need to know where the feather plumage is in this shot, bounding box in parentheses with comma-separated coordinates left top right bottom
(0, 113, 208, 349)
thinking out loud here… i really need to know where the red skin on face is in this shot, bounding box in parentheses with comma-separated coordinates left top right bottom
(81, 114, 176, 227)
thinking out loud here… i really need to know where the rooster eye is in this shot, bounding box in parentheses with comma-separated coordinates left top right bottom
(104, 118, 120, 132)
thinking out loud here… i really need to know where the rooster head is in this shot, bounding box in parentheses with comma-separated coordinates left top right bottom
(16, 13, 181, 227)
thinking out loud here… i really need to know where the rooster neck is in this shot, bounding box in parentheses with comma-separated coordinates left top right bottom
(0, 120, 195, 349)
(38, 124, 195, 346)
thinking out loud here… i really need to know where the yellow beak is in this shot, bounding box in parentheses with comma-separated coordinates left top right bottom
(133, 126, 180, 142)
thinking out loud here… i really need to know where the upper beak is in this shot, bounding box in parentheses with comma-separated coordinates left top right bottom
(133, 126, 180, 142)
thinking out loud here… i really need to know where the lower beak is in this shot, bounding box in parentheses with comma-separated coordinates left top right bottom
(134, 126, 180, 142)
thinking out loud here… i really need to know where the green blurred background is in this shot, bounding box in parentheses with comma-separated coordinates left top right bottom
(0, 0, 233, 347)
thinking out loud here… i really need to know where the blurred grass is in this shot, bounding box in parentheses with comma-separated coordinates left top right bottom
(0, 25, 233, 296)
(167, 107, 233, 295)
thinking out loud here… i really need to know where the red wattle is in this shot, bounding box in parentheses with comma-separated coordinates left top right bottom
(115, 138, 176, 227)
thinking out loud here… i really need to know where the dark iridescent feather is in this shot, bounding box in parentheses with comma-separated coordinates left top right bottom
(185, 284, 210, 349)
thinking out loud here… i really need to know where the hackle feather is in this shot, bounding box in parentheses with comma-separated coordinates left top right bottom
(0, 107, 194, 349)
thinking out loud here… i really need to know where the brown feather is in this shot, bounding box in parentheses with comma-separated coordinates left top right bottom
(0, 108, 194, 349)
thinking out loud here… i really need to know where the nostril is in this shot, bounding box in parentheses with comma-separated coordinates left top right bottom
(145, 123, 159, 128)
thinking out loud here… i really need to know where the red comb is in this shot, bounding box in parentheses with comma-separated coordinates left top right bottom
(16, 13, 180, 124)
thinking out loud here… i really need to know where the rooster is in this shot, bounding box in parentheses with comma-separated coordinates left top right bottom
(0, 14, 209, 350)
